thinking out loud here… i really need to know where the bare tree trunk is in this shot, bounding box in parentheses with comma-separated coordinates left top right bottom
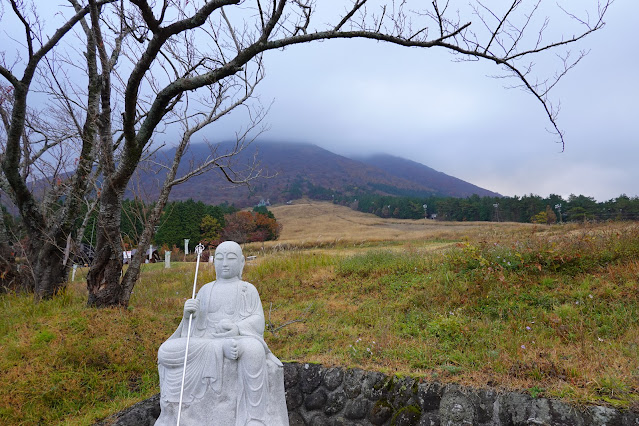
(31, 239, 68, 298)
(0, 209, 21, 293)
(119, 215, 155, 307)
(86, 185, 125, 306)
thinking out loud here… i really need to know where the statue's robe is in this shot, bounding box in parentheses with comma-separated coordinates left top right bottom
(155, 280, 288, 426)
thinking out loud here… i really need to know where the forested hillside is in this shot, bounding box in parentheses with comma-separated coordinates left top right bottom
(337, 193, 639, 222)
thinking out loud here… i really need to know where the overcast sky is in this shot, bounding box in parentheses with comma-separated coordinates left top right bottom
(244, 1, 638, 202)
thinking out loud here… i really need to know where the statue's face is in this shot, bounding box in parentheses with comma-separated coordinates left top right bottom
(214, 242, 244, 280)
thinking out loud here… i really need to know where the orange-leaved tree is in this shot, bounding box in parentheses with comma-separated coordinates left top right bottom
(222, 211, 281, 244)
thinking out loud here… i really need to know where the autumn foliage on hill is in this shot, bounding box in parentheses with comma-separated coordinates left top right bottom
(221, 210, 282, 244)
(123, 200, 281, 251)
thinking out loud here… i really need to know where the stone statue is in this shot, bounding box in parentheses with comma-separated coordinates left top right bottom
(155, 241, 289, 426)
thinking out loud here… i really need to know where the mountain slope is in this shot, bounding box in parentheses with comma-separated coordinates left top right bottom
(134, 141, 499, 207)
(354, 153, 501, 198)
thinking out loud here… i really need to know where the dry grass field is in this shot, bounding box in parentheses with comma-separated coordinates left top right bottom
(248, 200, 534, 254)
(242, 203, 639, 410)
(2, 201, 639, 424)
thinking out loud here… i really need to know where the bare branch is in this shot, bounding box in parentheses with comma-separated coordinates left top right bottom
(505, 2, 608, 61)
(121, 0, 240, 181)
(434, 21, 471, 43)
(431, 1, 444, 38)
(0, 66, 20, 88)
(9, 0, 34, 59)
(482, 0, 520, 54)
(220, 7, 241, 53)
(292, 0, 312, 36)
(335, 0, 368, 32)
(256, 0, 266, 30)
(265, 302, 314, 335)
(128, 0, 160, 32)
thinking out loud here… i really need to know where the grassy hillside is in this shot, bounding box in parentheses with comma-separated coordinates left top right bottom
(262, 200, 530, 246)
(1, 203, 638, 424)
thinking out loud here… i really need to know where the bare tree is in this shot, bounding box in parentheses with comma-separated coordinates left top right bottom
(0, 0, 113, 298)
(1, 0, 610, 306)
(118, 81, 268, 308)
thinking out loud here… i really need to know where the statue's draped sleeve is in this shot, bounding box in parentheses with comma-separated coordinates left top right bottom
(237, 282, 265, 337)
(193, 283, 211, 335)
(167, 284, 211, 339)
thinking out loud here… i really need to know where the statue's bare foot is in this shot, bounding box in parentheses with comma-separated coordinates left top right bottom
(223, 339, 238, 360)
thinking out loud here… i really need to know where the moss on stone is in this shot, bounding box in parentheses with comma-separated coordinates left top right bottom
(390, 404, 421, 426)
(369, 398, 394, 425)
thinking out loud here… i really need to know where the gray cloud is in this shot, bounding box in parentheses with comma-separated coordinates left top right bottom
(250, 1, 638, 201)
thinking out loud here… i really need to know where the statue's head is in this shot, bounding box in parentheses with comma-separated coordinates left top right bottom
(214, 241, 245, 280)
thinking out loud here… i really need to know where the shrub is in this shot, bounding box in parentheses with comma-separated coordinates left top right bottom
(222, 211, 282, 243)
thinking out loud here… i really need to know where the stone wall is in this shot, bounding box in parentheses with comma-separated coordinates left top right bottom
(99, 362, 639, 426)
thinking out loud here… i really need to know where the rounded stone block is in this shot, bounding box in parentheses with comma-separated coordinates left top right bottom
(323, 367, 345, 391)
(305, 389, 328, 411)
(324, 391, 347, 416)
(440, 391, 475, 426)
(289, 411, 307, 426)
(418, 382, 443, 413)
(363, 371, 388, 401)
(388, 377, 418, 409)
(286, 388, 304, 411)
(284, 362, 301, 388)
(300, 363, 323, 394)
(369, 399, 393, 425)
(392, 405, 422, 426)
(475, 388, 498, 424)
(586, 405, 621, 425)
(344, 397, 370, 420)
(344, 369, 364, 398)
(309, 413, 330, 426)
(418, 411, 441, 426)
(329, 416, 363, 426)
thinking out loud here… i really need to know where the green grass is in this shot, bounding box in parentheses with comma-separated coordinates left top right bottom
(2, 222, 639, 424)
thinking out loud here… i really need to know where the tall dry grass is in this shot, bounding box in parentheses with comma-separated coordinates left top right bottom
(246, 201, 533, 254)
(2, 203, 638, 425)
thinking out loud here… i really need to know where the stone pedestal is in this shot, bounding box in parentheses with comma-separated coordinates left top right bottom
(155, 357, 288, 425)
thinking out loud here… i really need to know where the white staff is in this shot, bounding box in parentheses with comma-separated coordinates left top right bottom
(176, 243, 205, 426)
